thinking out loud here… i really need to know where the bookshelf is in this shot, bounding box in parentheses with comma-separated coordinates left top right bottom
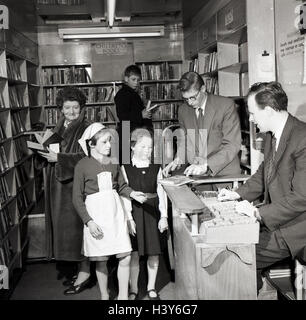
(0, 28, 42, 298)
(136, 60, 183, 131)
(184, 0, 252, 174)
(41, 60, 184, 131)
(41, 64, 119, 128)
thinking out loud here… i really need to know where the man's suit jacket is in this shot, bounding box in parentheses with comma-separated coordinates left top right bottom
(178, 94, 241, 176)
(237, 115, 306, 256)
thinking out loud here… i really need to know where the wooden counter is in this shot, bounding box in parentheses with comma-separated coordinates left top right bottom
(163, 179, 258, 300)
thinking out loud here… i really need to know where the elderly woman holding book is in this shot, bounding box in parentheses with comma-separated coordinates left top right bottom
(38, 87, 93, 295)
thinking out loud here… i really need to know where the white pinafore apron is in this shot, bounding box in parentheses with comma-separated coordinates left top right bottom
(83, 171, 132, 257)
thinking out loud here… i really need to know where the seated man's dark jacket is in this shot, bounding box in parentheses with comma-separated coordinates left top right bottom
(237, 115, 306, 256)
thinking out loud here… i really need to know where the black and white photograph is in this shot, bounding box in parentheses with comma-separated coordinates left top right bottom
(0, 0, 306, 309)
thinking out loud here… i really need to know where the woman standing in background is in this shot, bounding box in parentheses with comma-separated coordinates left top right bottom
(39, 87, 93, 295)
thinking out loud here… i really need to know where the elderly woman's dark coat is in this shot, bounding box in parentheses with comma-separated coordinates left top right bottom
(45, 109, 91, 261)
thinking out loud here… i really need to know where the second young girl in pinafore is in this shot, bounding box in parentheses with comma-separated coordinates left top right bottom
(73, 123, 147, 300)
(122, 128, 168, 300)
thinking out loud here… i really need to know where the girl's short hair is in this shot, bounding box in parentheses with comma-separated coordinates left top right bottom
(56, 87, 87, 110)
(130, 128, 153, 148)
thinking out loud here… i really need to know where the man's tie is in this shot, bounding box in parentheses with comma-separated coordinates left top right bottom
(195, 108, 204, 157)
(197, 108, 204, 122)
(266, 135, 277, 183)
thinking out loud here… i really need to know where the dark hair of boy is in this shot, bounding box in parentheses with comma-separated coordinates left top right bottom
(124, 65, 142, 78)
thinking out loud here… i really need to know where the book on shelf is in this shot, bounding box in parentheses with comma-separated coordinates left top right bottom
(11, 113, 26, 135)
(142, 83, 180, 100)
(85, 105, 116, 123)
(0, 176, 11, 204)
(15, 166, 29, 189)
(13, 137, 29, 162)
(0, 122, 7, 140)
(138, 62, 178, 80)
(44, 85, 113, 105)
(189, 58, 199, 73)
(45, 108, 60, 125)
(158, 175, 195, 187)
(6, 58, 22, 81)
(26, 129, 63, 152)
(203, 77, 219, 95)
(0, 207, 13, 239)
(0, 145, 9, 173)
(0, 91, 6, 108)
(151, 103, 179, 120)
(9, 86, 25, 108)
(82, 86, 114, 103)
(42, 66, 91, 85)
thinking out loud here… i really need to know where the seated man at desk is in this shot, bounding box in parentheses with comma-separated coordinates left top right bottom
(218, 81, 306, 292)
(163, 71, 241, 180)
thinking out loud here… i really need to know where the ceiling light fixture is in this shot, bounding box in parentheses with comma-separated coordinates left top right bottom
(58, 26, 165, 39)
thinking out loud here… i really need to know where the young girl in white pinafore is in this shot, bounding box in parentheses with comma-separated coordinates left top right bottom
(73, 123, 146, 300)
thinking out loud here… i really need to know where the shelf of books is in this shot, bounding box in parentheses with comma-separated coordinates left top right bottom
(41, 64, 119, 128)
(184, 0, 252, 174)
(136, 60, 183, 131)
(0, 29, 42, 298)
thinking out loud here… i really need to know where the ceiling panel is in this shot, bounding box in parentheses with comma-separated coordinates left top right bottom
(182, 0, 210, 27)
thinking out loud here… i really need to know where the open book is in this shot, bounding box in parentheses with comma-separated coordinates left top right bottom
(26, 129, 63, 153)
(158, 175, 195, 187)
(146, 100, 165, 112)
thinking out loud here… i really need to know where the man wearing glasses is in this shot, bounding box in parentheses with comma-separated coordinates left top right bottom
(163, 71, 241, 180)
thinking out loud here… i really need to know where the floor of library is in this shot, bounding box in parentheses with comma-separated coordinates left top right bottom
(10, 254, 175, 300)
(10, 261, 279, 300)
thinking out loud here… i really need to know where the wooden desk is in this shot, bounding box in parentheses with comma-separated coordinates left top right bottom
(163, 179, 258, 300)
(173, 217, 257, 300)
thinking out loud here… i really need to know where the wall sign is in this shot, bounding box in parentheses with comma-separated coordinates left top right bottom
(91, 41, 134, 82)
(93, 42, 129, 56)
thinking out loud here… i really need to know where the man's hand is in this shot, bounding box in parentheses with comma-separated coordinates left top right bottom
(162, 158, 183, 177)
(235, 200, 257, 218)
(142, 109, 152, 119)
(217, 189, 241, 202)
(158, 217, 168, 233)
(130, 191, 147, 204)
(184, 164, 207, 176)
(127, 219, 136, 236)
(37, 148, 58, 162)
(87, 221, 104, 240)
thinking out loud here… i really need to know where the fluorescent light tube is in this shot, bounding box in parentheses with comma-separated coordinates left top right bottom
(59, 26, 165, 39)
(62, 32, 163, 39)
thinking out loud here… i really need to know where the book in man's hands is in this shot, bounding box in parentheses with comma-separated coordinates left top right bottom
(158, 175, 195, 187)
(26, 129, 63, 153)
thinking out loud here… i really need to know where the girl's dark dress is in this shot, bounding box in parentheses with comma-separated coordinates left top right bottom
(124, 164, 164, 256)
